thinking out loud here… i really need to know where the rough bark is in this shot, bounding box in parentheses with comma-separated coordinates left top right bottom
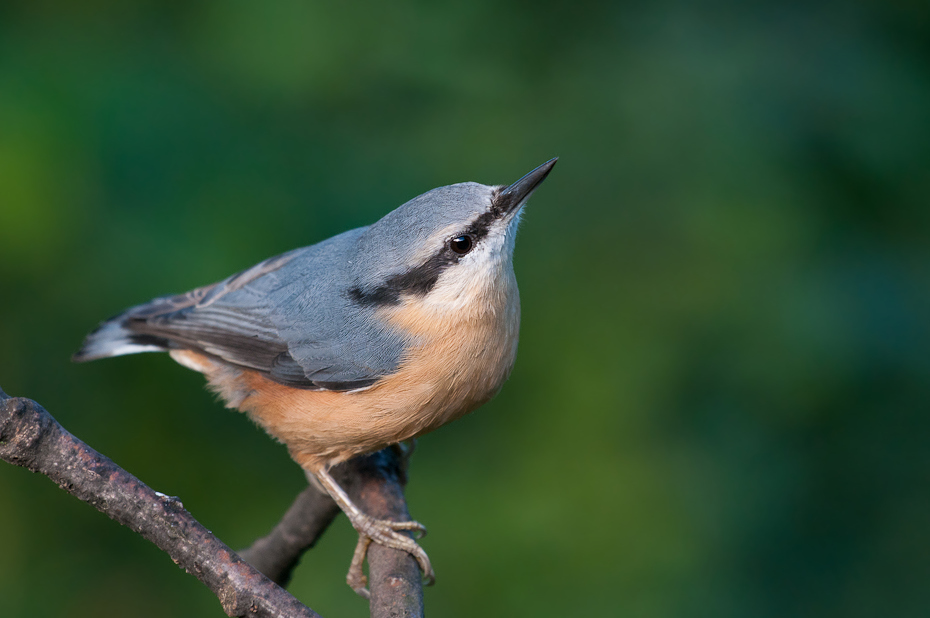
(239, 485, 341, 588)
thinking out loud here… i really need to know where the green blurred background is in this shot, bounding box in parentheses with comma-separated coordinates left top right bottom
(1, 1, 928, 616)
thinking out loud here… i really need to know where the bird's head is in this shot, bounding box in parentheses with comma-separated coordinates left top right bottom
(348, 158, 557, 315)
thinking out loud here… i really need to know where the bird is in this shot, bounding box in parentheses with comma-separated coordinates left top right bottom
(73, 158, 557, 596)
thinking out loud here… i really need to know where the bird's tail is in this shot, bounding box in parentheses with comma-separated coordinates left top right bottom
(72, 311, 171, 363)
(73, 277, 226, 364)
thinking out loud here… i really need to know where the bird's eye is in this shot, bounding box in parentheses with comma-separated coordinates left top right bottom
(449, 234, 474, 255)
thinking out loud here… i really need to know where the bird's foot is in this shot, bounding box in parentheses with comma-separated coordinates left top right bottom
(346, 513, 434, 598)
(308, 465, 434, 598)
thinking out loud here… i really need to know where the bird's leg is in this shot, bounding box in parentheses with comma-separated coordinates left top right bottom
(311, 467, 434, 598)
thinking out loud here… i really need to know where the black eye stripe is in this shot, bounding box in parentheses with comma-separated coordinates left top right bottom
(462, 210, 495, 241)
(349, 209, 496, 307)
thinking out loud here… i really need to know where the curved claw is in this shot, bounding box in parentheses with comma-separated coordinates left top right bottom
(347, 536, 373, 598)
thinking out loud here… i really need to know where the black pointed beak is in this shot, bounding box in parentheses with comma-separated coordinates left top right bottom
(494, 157, 558, 216)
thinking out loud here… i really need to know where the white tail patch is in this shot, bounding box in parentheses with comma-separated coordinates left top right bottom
(73, 321, 166, 362)
(103, 343, 165, 357)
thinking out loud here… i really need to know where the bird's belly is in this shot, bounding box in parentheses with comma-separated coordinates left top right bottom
(237, 328, 516, 469)
(227, 302, 519, 470)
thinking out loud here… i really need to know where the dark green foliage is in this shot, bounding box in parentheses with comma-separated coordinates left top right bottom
(0, 1, 928, 616)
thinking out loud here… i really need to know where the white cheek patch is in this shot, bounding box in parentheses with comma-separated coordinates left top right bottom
(500, 206, 523, 254)
(424, 227, 512, 311)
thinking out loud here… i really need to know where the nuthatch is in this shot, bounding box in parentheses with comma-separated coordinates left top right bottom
(74, 158, 557, 596)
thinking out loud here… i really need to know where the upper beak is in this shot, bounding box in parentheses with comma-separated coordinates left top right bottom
(495, 157, 558, 215)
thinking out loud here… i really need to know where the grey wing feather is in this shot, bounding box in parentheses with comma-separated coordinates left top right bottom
(74, 232, 407, 391)
(263, 230, 409, 385)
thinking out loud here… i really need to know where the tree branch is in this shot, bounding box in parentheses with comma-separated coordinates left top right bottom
(0, 384, 427, 617)
(0, 386, 319, 618)
(335, 451, 426, 618)
(239, 485, 340, 587)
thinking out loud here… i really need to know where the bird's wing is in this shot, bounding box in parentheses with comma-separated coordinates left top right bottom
(74, 240, 402, 391)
